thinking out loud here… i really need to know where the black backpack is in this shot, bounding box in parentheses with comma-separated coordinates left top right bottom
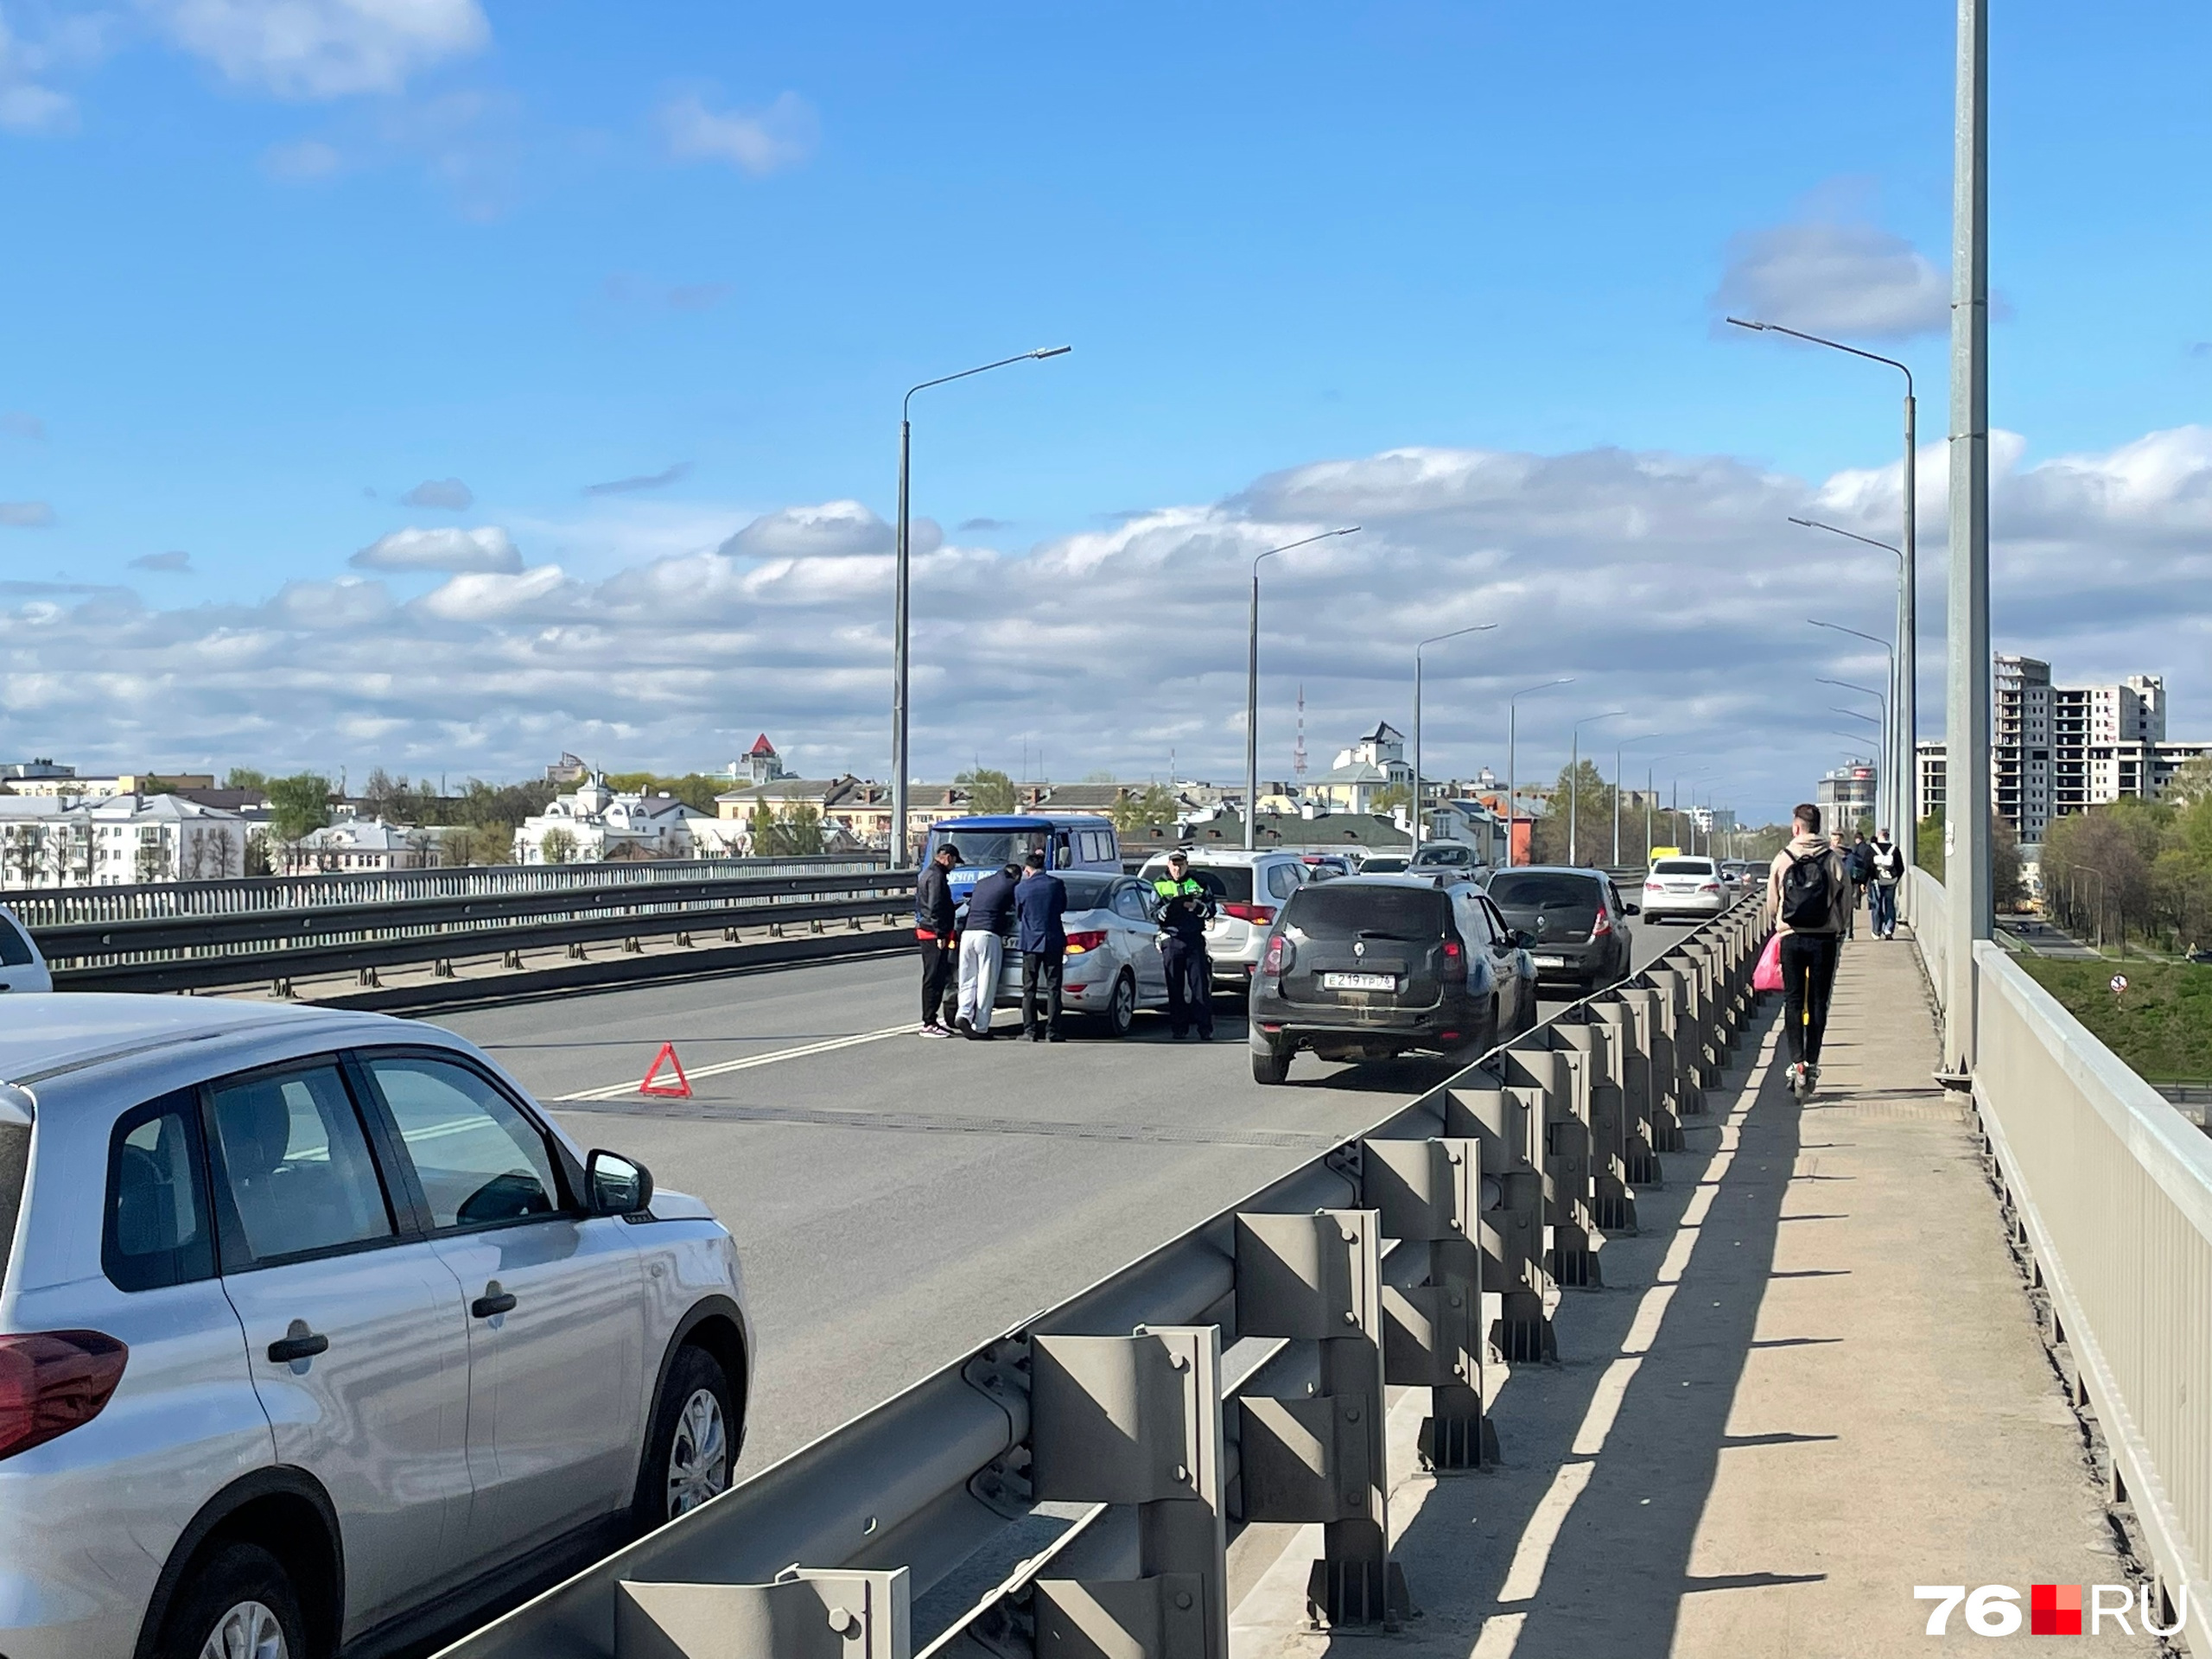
(1780, 850, 1834, 930)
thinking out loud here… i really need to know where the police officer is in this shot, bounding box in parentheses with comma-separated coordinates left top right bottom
(1152, 849, 1216, 1040)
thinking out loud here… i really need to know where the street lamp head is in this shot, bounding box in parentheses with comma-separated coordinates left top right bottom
(1030, 346, 1073, 359)
(1726, 316, 1768, 332)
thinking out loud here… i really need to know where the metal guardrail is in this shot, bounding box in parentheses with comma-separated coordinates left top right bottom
(3, 854, 885, 929)
(1898, 871, 2209, 1648)
(35, 866, 917, 995)
(438, 899, 1766, 1659)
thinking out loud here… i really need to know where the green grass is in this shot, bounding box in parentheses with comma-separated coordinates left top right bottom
(2017, 958, 2212, 1084)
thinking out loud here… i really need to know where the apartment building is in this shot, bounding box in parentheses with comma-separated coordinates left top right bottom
(1921, 658, 2206, 840)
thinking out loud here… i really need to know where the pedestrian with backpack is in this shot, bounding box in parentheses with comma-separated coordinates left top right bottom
(1866, 828, 1904, 938)
(1767, 803, 1847, 1096)
(1847, 831, 1875, 937)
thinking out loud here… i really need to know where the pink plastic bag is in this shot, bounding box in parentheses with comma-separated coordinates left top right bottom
(1752, 932, 1783, 994)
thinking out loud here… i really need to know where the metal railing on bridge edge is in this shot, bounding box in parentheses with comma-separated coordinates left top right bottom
(26, 858, 914, 996)
(1901, 868, 2211, 1649)
(435, 899, 1768, 1659)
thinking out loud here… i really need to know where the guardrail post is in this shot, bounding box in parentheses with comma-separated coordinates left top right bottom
(1439, 1077, 1553, 1361)
(1359, 1137, 1496, 1469)
(614, 1569, 911, 1659)
(1554, 1018, 1636, 1232)
(1643, 964, 1705, 1118)
(1503, 1039, 1599, 1287)
(1615, 983, 1683, 1151)
(1590, 998, 1659, 1185)
(1029, 1325, 1228, 1659)
(1232, 1211, 1410, 1630)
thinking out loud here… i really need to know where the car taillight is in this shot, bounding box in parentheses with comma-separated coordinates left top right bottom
(1699, 882, 1720, 893)
(1644, 880, 1662, 891)
(0, 1332, 128, 1462)
(1065, 929, 1109, 955)
(1441, 938, 1467, 980)
(1590, 910, 1612, 938)
(1262, 934, 1294, 979)
(1223, 902, 1276, 925)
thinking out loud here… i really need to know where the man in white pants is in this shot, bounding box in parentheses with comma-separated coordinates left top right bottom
(956, 860, 1022, 1039)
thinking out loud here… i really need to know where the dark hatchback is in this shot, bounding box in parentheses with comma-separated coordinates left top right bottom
(1249, 875, 1537, 1085)
(1484, 866, 1636, 995)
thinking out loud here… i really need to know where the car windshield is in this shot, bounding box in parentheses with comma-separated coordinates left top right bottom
(1488, 873, 1602, 908)
(1152, 865, 1255, 903)
(1361, 856, 1408, 873)
(1653, 859, 1714, 875)
(1283, 884, 1448, 939)
(1413, 844, 1472, 864)
(929, 828, 1046, 868)
(1059, 874, 1117, 909)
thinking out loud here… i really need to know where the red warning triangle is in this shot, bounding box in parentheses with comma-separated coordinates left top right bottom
(639, 1042, 692, 1098)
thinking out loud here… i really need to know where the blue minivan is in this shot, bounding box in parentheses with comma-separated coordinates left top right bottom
(922, 814, 1122, 899)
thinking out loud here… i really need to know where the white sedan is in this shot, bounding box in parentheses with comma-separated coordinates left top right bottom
(1640, 855, 1730, 925)
(994, 871, 1171, 1035)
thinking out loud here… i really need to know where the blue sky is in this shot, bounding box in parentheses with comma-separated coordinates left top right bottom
(3, 2, 2209, 817)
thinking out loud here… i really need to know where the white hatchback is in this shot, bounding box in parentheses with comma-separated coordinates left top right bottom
(0, 996, 751, 1659)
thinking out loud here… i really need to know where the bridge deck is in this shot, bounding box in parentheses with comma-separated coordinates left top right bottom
(1236, 931, 2158, 1657)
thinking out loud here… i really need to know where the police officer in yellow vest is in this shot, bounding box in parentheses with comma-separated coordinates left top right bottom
(1152, 849, 1216, 1039)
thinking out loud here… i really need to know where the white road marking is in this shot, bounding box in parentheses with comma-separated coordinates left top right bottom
(551, 1023, 922, 1103)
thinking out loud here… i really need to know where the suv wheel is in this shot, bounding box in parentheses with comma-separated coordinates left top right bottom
(635, 1344, 735, 1530)
(159, 1541, 308, 1659)
(1099, 970, 1136, 1039)
(1251, 1039, 1291, 1086)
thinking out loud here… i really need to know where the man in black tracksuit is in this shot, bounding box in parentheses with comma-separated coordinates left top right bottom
(915, 842, 960, 1037)
(1152, 850, 1216, 1040)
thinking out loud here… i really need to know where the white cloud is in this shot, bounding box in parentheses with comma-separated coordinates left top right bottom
(0, 10, 92, 134)
(0, 411, 44, 442)
(658, 89, 816, 176)
(262, 135, 341, 178)
(0, 79, 72, 132)
(400, 475, 472, 510)
(3, 429, 2204, 819)
(350, 524, 519, 572)
(1714, 218, 1948, 340)
(145, 0, 489, 99)
(0, 501, 54, 527)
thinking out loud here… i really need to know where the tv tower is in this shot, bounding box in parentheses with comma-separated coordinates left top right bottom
(1293, 684, 1308, 777)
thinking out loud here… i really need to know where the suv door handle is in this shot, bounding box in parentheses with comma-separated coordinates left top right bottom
(267, 1321, 330, 1363)
(471, 1282, 518, 1319)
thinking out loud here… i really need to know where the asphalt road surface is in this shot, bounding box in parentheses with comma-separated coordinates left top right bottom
(431, 918, 1687, 1478)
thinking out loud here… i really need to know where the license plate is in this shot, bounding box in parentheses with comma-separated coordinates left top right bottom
(1533, 955, 1567, 969)
(1324, 971, 1396, 991)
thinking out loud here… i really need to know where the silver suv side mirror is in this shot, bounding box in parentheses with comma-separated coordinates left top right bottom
(587, 1149, 655, 1217)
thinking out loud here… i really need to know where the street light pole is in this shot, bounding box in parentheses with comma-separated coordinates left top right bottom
(1568, 710, 1626, 867)
(1412, 624, 1497, 847)
(1947, 0, 1993, 1069)
(893, 346, 1071, 866)
(1809, 618, 1897, 832)
(1730, 319, 1916, 875)
(1506, 678, 1573, 868)
(1819, 676, 1890, 829)
(1245, 526, 1361, 851)
(1795, 518, 1908, 835)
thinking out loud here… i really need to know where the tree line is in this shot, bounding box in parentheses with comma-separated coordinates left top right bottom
(2032, 758, 2212, 952)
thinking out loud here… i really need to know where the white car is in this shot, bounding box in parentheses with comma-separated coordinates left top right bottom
(1137, 849, 1311, 992)
(0, 995, 751, 1659)
(0, 903, 51, 994)
(992, 871, 1173, 1034)
(1641, 855, 1730, 925)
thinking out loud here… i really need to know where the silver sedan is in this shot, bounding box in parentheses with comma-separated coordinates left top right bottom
(995, 872, 1173, 1035)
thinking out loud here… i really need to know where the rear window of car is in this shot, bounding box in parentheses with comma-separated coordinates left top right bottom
(1155, 866, 1254, 903)
(0, 1096, 27, 1294)
(1653, 859, 1714, 875)
(1282, 884, 1449, 939)
(1488, 873, 1602, 907)
(1059, 874, 1116, 908)
(0, 918, 33, 969)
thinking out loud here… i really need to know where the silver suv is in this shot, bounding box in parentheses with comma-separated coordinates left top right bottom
(0, 996, 752, 1659)
(1137, 849, 1310, 991)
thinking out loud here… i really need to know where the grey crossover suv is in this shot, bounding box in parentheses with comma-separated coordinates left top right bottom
(0, 996, 752, 1659)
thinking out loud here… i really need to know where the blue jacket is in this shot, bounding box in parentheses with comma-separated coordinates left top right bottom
(964, 867, 1022, 937)
(1014, 870, 1069, 954)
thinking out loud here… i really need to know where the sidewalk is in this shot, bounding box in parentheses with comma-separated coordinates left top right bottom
(1236, 931, 2156, 1658)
